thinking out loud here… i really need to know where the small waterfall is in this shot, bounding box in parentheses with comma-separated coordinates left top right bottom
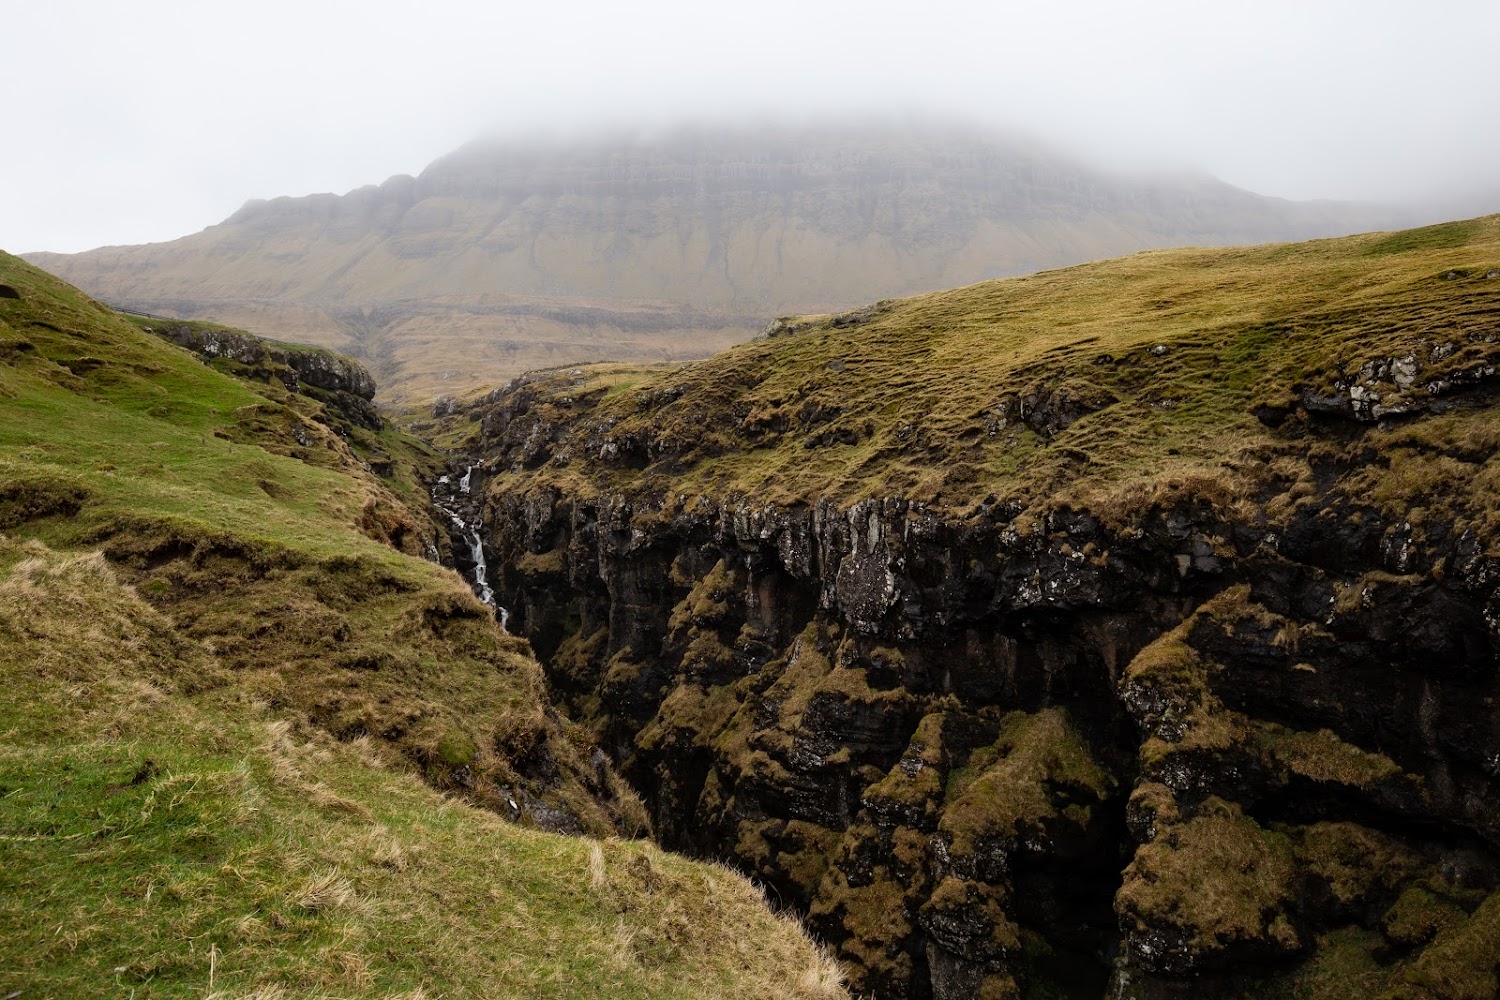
(466, 527, 496, 606)
(431, 464, 506, 626)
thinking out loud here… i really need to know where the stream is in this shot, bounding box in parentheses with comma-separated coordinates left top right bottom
(431, 464, 508, 628)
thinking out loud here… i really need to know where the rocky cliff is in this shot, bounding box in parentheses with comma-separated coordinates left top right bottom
(135, 314, 383, 430)
(27, 120, 1407, 403)
(451, 218, 1500, 998)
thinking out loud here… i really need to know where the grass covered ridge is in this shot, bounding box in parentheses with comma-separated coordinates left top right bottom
(449, 216, 1500, 997)
(0, 252, 845, 997)
(456, 216, 1500, 525)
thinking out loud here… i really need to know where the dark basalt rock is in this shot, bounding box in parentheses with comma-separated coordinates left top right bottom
(1289, 344, 1500, 423)
(466, 393, 1500, 999)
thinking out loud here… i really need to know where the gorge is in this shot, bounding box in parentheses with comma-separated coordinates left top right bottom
(7, 205, 1500, 999)
(8, 4, 1500, 995)
(442, 217, 1500, 998)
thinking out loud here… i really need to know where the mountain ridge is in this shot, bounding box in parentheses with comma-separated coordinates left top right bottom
(26, 120, 1412, 404)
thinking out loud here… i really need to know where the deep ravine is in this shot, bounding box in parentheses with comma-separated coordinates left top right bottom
(422, 218, 1500, 999)
(467, 481, 1500, 1000)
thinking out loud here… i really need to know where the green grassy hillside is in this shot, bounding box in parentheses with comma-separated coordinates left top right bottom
(0, 252, 844, 998)
(456, 215, 1500, 524)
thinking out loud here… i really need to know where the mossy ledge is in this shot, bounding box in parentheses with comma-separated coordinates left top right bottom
(459, 217, 1500, 999)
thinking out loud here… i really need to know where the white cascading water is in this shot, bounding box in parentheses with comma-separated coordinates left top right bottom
(432, 465, 506, 627)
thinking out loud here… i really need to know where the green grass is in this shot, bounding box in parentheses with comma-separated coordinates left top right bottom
(0, 252, 846, 998)
(0, 257, 383, 555)
(0, 541, 843, 999)
(1362, 219, 1485, 257)
(455, 215, 1500, 529)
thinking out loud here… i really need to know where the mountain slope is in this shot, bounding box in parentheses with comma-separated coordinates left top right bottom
(27, 121, 1407, 404)
(450, 217, 1500, 998)
(0, 252, 844, 998)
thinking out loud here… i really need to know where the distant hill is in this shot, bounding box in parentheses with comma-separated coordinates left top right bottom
(28, 120, 1410, 404)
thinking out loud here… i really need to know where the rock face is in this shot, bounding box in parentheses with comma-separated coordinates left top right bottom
(142, 318, 383, 431)
(452, 220, 1500, 999)
(470, 476, 1500, 997)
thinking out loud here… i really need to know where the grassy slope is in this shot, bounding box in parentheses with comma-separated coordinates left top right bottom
(459, 216, 1500, 528)
(113, 310, 452, 520)
(0, 252, 843, 999)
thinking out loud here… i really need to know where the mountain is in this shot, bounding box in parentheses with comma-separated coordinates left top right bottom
(0, 251, 844, 998)
(27, 121, 1410, 404)
(445, 217, 1500, 999)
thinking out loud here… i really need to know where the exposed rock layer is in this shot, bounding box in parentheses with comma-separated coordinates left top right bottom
(472, 476, 1500, 998)
(142, 317, 383, 431)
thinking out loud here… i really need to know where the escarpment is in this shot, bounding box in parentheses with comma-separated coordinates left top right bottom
(454, 218, 1500, 999)
(135, 315, 383, 431)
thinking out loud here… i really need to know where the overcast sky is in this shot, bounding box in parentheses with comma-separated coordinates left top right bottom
(4, 0, 1498, 254)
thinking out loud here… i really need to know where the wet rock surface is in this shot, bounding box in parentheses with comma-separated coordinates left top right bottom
(429, 462, 503, 619)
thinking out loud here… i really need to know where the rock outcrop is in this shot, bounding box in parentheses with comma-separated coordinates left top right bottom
(470, 475, 1500, 998)
(140, 317, 383, 431)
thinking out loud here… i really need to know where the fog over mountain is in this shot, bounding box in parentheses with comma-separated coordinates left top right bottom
(27, 120, 1412, 403)
(4, 0, 1498, 255)
(9, 1, 1499, 402)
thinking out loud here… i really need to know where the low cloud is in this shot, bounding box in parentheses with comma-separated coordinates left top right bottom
(5, 0, 1497, 253)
